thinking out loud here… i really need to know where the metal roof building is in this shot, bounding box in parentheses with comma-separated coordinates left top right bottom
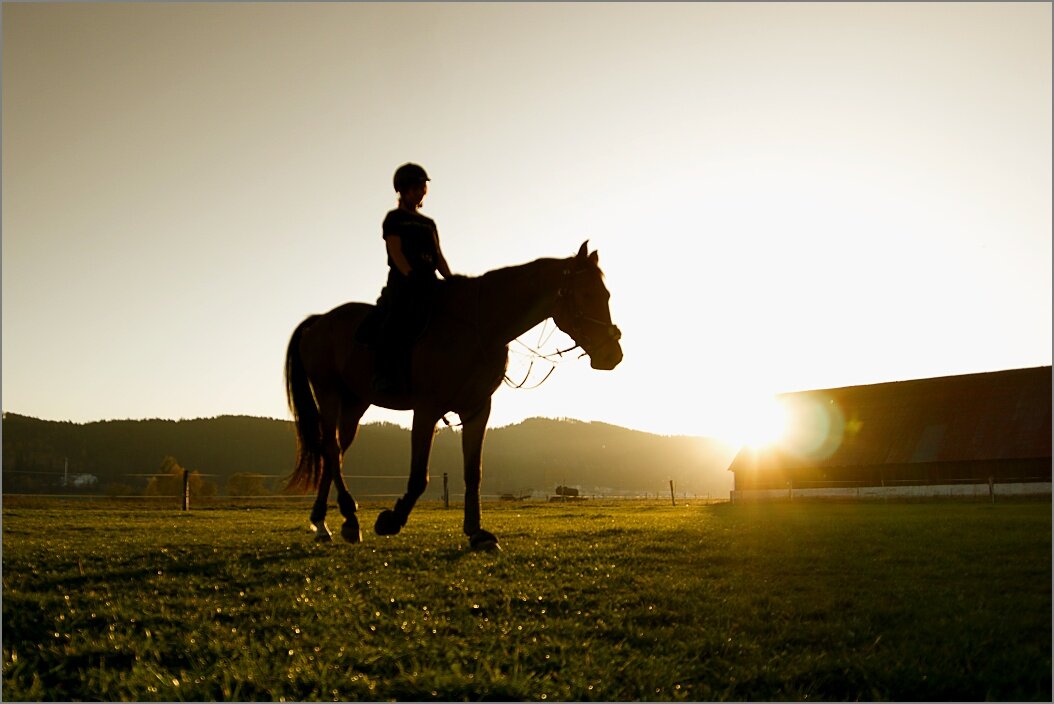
(729, 366, 1052, 501)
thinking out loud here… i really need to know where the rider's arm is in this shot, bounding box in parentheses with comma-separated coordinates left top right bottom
(434, 232, 453, 278)
(386, 235, 413, 277)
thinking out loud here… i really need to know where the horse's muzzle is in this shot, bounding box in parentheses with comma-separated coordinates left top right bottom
(589, 339, 623, 370)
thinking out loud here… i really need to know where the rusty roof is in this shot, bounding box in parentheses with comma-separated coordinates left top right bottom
(729, 366, 1052, 472)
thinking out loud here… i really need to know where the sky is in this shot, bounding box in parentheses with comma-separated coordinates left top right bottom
(3, 2, 1051, 443)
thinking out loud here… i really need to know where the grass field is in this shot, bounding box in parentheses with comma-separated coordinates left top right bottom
(2, 499, 1050, 701)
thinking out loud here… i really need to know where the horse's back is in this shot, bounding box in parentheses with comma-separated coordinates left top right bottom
(326, 300, 374, 323)
(299, 302, 374, 376)
(426, 277, 480, 332)
(302, 280, 489, 397)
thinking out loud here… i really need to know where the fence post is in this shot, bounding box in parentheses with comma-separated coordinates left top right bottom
(669, 480, 676, 507)
(181, 468, 190, 511)
(988, 475, 995, 504)
(443, 472, 449, 509)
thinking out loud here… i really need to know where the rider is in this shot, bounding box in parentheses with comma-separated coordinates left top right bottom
(373, 162, 454, 394)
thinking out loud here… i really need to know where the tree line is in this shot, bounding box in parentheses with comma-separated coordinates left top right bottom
(1, 413, 736, 498)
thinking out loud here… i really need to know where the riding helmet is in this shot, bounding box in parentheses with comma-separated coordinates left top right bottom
(393, 163, 430, 192)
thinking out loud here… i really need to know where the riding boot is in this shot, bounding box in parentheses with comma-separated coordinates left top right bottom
(372, 344, 409, 395)
(371, 272, 431, 395)
(372, 318, 411, 395)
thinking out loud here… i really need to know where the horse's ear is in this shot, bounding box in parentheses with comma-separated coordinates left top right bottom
(577, 241, 589, 260)
(589, 250, 599, 266)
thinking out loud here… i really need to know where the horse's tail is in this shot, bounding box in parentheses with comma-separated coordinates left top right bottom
(285, 315, 324, 491)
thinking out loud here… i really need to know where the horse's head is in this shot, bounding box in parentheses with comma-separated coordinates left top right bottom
(552, 242, 624, 371)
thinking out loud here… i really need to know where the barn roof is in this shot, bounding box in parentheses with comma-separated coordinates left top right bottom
(729, 366, 1052, 473)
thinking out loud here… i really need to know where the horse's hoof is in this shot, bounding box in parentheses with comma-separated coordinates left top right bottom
(374, 509, 403, 536)
(341, 519, 362, 544)
(469, 529, 501, 551)
(312, 522, 332, 542)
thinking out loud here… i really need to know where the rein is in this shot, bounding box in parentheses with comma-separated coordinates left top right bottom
(503, 359, 558, 390)
(505, 320, 583, 390)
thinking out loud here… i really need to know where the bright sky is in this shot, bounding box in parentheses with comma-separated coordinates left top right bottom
(3, 3, 1051, 443)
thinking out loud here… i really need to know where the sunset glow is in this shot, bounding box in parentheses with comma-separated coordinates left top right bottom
(2, 3, 1050, 438)
(712, 393, 791, 451)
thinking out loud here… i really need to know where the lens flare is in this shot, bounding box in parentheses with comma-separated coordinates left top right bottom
(779, 394, 846, 460)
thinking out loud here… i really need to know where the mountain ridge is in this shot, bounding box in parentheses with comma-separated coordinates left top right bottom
(1, 412, 736, 498)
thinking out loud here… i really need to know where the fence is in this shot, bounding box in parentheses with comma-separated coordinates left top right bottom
(732, 477, 1052, 503)
(4, 466, 737, 512)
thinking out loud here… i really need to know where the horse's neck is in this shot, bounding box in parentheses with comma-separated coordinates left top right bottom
(475, 258, 564, 346)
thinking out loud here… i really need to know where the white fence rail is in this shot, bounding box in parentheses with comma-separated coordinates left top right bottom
(732, 481, 1052, 502)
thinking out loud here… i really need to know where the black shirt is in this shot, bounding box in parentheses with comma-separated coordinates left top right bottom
(382, 208, 440, 277)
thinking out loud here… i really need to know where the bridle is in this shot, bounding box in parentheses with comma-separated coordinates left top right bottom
(555, 266, 622, 357)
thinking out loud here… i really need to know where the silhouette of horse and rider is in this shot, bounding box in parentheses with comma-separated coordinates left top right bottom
(285, 164, 622, 550)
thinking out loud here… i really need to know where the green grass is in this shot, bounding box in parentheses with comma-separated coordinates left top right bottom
(2, 500, 1050, 701)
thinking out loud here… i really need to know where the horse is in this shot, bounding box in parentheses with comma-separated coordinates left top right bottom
(284, 241, 622, 550)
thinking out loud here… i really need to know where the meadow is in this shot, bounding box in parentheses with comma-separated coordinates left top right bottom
(2, 499, 1050, 701)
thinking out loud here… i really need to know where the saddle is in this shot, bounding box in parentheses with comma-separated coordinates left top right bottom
(356, 281, 448, 395)
(353, 303, 386, 345)
(354, 278, 451, 346)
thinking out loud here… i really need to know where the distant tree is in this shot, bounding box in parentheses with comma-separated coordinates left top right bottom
(197, 477, 218, 500)
(143, 456, 216, 498)
(144, 457, 182, 497)
(226, 473, 270, 497)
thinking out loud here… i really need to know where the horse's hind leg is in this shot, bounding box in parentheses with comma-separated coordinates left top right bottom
(334, 399, 368, 544)
(309, 449, 335, 542)
(309, 391, 342, 542)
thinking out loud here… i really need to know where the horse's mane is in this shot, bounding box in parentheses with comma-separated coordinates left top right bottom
(468, 253, 603, 290)
(424, 257, 567, 335)
(475, 257, 564, 286)
(433, 257, 562, 300)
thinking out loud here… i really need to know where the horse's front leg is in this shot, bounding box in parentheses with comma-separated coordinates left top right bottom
(462, 399, 499, 551)
(375, 412, 438, 536)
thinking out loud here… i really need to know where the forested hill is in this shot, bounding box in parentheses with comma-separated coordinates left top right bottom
(1, 413, 736, 498)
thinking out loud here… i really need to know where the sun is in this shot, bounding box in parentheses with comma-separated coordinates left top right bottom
(711, 392, 790, 450)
